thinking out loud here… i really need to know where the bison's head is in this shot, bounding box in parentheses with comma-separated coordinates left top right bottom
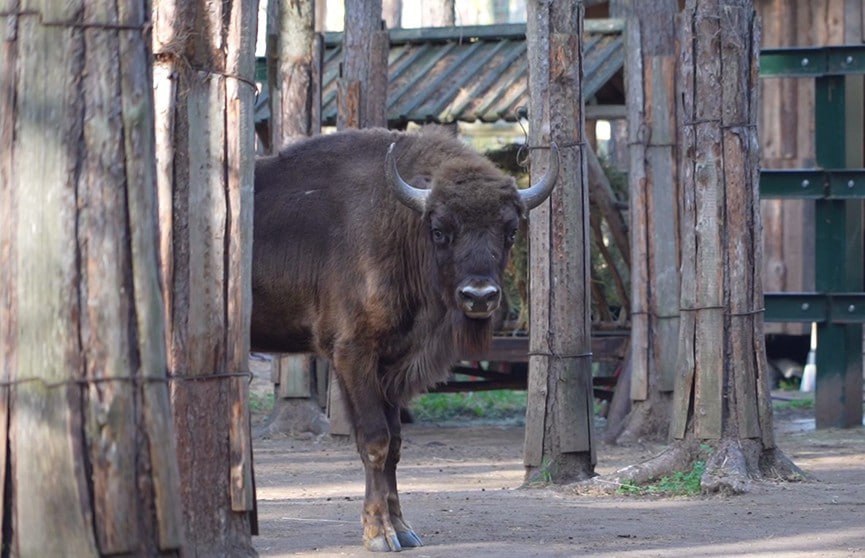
(386, 143, 558, 339)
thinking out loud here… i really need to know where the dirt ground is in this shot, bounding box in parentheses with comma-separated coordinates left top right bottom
(249, 373, 865, 557)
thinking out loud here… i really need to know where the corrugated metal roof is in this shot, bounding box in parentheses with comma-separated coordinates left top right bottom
(255, 20, 624, 127)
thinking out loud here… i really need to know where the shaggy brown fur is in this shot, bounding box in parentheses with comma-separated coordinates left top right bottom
(251, 126, 538, 551)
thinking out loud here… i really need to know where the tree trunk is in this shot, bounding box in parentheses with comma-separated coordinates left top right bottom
(383, 0, 402, 29)
(423, 0, 455, 26)
(671, 0, 798, 492)
(152, 0, 258, 554)
(608, 0, 680, 444)
(267, 0, 320, 151)
(0, 2, 183, 555)
(585, 0, 802, 494)
(524, 0, 595, 484)
(338, 0, 387, 130)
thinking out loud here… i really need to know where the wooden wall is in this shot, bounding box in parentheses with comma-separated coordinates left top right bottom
(758, 0, 865, 334)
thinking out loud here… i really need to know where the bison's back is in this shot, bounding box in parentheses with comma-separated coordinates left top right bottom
(250, 129, 415, 354)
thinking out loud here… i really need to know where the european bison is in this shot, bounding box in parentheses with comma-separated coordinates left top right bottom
(251, 127, 557, 551)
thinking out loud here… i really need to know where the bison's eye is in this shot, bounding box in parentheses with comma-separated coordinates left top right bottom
(507, 229, 518, 244)
(431, 228, 448, 245)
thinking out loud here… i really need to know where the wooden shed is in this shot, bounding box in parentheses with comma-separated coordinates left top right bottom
(254, 20, 625, 132)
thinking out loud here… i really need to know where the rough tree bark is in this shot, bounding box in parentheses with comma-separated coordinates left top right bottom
(338, 0, 387, 130)
(589, 0, 802, 494)
(606, 0, 680, 445)
(0, 2, 183, 555)
(524, 0, 596, 484)
(267, 0, 319, 151)
(152, 0, 258, 554)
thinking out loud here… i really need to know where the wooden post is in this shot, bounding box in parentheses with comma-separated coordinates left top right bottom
(524, 0, 595, 483)
(153, 0, 258, 553)
(267, 0, 318, 151)
(337, 0, 387, 130)
(610, 0, 680, 443)
(672, 0, 771, 448)
(0, 2, 182, 554)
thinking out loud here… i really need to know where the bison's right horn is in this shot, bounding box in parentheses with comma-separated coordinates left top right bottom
(386, 143, 429, 213)
(520, 143, 559, 210)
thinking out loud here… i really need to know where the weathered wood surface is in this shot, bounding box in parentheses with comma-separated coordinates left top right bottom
(0, 1, 183, 555)
(756, 0, 865, 335)
(608, 0, 681, 444)
(267, 0, 316, 151)
(277, 355, 314, 398)
(524, 0, 595, 482)
(337, 0, 387, 129)
(674, 0, 770, 444)
(153, 0, 258, 553)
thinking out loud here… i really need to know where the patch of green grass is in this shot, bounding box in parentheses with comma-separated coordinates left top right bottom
(617, 460, 705, 496)
(773, 397, 813, 411)
(249, 391, 275, 415)
(410, 390, 527, 423)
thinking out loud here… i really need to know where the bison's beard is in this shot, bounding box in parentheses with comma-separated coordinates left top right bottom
(450, 310, 493, 358)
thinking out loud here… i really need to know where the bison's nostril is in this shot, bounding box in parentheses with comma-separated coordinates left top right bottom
(457, 284, 501, 317)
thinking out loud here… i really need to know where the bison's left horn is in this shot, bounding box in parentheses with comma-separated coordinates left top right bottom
(520, 143, 559, 210)
(386, 143, 429, 213)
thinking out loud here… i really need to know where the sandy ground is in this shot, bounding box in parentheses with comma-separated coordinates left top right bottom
(248, 368, 865, 557)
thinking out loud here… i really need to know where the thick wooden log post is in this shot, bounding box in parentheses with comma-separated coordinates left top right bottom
(524, 0, 595, 483)
(267, 0, 320, 151)
(612, 0, 680, 443)
(153, 0, 258, 553)
(670, 0, 801, 492)
(337, 0, 387, 130)
(0, 2, 183, 555)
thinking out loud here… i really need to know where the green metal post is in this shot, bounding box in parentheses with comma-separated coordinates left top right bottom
(814, 75, 864, 428)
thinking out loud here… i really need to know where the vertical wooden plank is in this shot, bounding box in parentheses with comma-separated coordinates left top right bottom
(278, 355, 313, 398)
(315, 357, 330, 408)
(647, 53, 680, 393)
(225, 0, 257, 515)
(119, 0, 185, 546)
(523, 0, 553, 468)
(626, 16, 650, 402)
(270, 353, 281, 383)
(187, 71, 228, 376)
(690, 2, 724, 441)
(0, 0, 17, 539)
(11, 3, 99, 555)
(79, 2, 139, 551)
(671, 5, 697, 441)
(327, 371, 352, 436)
(311, 33, 324, 136)
(721, 2, 760, 439)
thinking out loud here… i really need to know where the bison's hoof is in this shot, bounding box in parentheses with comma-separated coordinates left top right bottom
(397, 529, 423, 548)
(365, 533, 402, 552)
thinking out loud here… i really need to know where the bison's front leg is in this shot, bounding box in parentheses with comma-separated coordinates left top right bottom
(337, 369, 406, 551)
(384, 403, 423, 549)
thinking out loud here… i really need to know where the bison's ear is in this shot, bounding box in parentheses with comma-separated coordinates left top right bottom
(386, 143, 430, 213)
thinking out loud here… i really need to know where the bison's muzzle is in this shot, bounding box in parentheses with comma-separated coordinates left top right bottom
(456, 279, 501, 319)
